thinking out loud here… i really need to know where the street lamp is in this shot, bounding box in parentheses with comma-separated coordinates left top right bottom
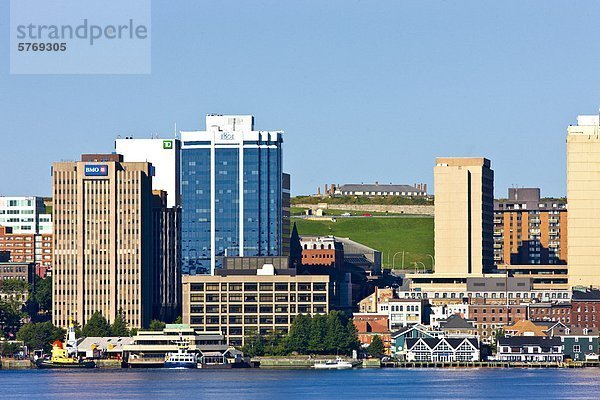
(392, 251, 404, 269)
(426, 254, 435, 270)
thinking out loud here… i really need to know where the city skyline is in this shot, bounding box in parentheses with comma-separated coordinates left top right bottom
(3, 1, 600, 198)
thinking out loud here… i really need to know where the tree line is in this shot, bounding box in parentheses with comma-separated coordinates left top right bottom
(242, 311, 360, 357)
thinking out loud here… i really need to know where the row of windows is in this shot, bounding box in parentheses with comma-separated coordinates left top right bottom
(190, 282, 326, 292)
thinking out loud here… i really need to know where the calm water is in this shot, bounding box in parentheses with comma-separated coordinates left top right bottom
(1, 368, 599, 399)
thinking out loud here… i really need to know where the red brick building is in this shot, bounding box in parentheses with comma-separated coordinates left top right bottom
(0, 226, 52, 277)
(571, 289, 600, 329)
(299, 236, 344, 268)
(527, 302, 571, 325)
(353, 313, 391, 354)
(470, 300, 528, 343)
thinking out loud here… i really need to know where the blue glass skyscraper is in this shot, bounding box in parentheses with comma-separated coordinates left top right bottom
(181, 115, 284, 275)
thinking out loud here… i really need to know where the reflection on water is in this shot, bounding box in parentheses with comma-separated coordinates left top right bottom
(1, 369, 599, 399)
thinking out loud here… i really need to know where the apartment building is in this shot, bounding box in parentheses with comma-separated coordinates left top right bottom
(52, 154, 154, 329)
(0, 196, 48, 234)
(571, 289, 600, 330)
(182, 257, 329, 346)
(493, 188, 567, 266)
(378, 298, 430, 330)
(0, 226, 52, 275)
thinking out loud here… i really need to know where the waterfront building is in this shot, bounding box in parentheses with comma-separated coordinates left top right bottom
(430, 303, 469, 328)
(353, 313, 391, 355)
(123, 324, 236, 367)
(496, 336, 563, 362)
(0, 225, 52, 274)
(182, 257, 329, 346)
(77, 336, 134, 359)
(334, 183, 427, 197)
(493, 188, 567, 267)
(390, 324, 441, 359)
(559, 327, 599, 361)
(438, 314, 477, 337)
(504, 319, 550, 337)
(378, 298, 430, 330)
(405, 337, 480, 362)
(0, 196, 48, 234)
(470, 301, 528, 343)
(570, 288, 600, 330)
(567, 115, 600, 288)
(115, 137, 181, 208)
(180, 115, 287, 275)
(52, 154, 154, 329)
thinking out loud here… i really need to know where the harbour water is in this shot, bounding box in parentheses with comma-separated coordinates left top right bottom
(1, 368, 599, 399)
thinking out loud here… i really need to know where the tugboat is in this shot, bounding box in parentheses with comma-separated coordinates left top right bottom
(36, 319, 96, 369)
(313, 357, 353, 370)
(163, 337, 198, 369)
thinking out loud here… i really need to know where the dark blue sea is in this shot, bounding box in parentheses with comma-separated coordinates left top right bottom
(1, 368, 599, 399)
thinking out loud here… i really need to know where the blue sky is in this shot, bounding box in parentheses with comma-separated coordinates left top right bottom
(2, 1, 600, 197)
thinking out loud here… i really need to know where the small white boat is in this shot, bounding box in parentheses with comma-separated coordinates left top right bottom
(313, 357, 353, 370)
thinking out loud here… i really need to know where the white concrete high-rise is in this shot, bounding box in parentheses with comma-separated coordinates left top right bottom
(0, 196, 48, 234)
(115, 137, 181, 207)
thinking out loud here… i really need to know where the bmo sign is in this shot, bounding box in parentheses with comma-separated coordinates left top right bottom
(84, 164, 108, 177)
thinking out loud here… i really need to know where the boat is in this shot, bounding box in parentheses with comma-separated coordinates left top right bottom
(36, 319, 96, 369)
(313, 357, 353, 370)
(163, 337, 198, 369)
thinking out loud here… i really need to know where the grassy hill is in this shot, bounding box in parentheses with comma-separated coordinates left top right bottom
(293, 216, 434, 270)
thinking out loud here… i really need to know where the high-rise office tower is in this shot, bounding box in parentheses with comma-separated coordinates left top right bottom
(567, 115, 600, 288)
(180, 115, 284, 275)
(52, 154, 154, 328)
(115, 137, 181, 207)
(151, 190, 181, 322)
(434, 157, 494, 275)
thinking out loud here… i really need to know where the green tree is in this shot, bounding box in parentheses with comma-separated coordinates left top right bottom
(0, 341, 23, 356)
(368, 335, 385, 358)
(343, 319, 360, 354)
(82, 311, 110, 337)
(285, 314, 311, 353)
(242, 332, 265, 357)
(33, 277, 52, 313)
(16, 321, 65, 353)
(110, 309, 129, 336)
(149, 319, 166, 331)
(0, 299, 23, 338)
(324, 311, 348, 354)
(308, 314, 327, 354)
(174, 315, 183, 324)
(0, 278, 29, 293)
(264, 330, 286, 356)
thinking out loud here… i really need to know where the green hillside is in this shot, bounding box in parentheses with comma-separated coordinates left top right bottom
(293, 216, 434, 270)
